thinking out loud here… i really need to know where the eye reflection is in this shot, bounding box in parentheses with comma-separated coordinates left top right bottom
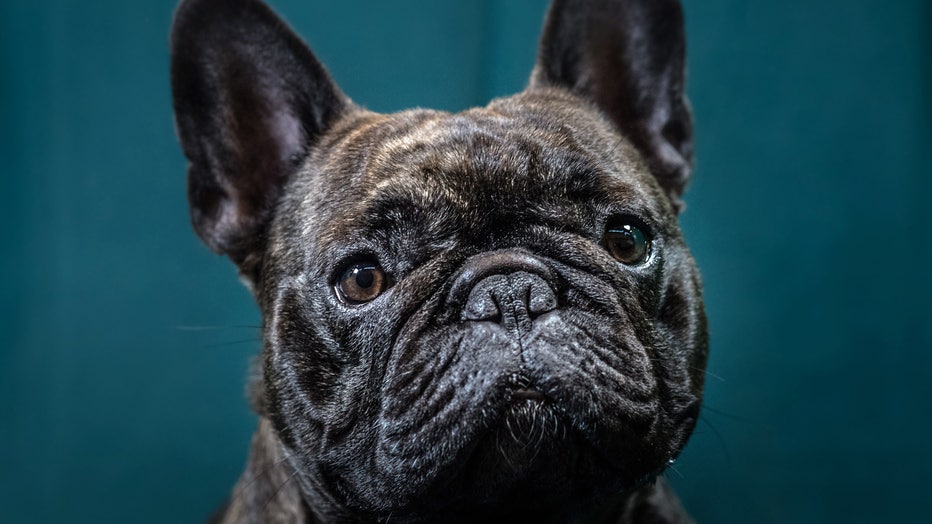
(603, 224, 650, 265)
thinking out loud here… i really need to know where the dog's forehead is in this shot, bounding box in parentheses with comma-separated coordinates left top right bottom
(294, 90, 670, 249)
(335, 92, 654, 191)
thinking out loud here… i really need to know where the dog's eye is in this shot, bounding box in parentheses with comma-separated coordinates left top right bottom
(335, 263, 387, 304)
(604, 224, 650, 265)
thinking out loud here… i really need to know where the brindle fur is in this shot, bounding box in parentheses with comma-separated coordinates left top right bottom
(172, 0, 707, 522)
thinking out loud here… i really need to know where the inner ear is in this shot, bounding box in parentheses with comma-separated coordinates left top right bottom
(531, 0, 694, 210)
(171, 0, 352, 278)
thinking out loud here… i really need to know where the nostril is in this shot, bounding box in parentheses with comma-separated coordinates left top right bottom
(525, 276, 557, 317)
(462, 275, 506, 321)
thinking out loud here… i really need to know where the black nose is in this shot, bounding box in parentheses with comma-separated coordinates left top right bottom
(463, 271, 557, 322)
(450, 250, 558, 324)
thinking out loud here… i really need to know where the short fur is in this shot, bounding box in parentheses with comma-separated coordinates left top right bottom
(171, 0, 708, 522)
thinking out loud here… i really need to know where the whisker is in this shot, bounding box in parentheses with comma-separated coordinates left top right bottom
(695, 366, 725, 382)
(701, 405, 754, 424)
(666, 462, 685, 479)
(174, 324, 262, 331)
(203, 338, 262, 349)
(528, 410, 546, 463)
(261, 469, 299, 514)
(228, 455, 292, 508)
(496, 428, 518, 472)
(698, 414, 732, 463)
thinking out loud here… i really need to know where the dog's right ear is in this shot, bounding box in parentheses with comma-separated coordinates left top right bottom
(171, 0, 350, 278)
(530, 0, 693, 211)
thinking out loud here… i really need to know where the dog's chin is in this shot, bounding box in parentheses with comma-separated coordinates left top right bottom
(408, 396, 652, 521)
(462, 396, 575, 493)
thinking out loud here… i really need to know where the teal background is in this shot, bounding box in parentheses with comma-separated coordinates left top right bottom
(1, 0, 929, 522)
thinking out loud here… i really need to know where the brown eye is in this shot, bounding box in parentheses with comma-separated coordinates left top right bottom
(604, 224, 650, 265)
(335, 263, 387, 304)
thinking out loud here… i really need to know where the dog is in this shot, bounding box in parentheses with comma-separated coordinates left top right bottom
(170, 0, 708, 521)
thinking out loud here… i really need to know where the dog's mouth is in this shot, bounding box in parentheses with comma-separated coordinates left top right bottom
(511, 387, 546, 401)
(507, 371, 547, 401)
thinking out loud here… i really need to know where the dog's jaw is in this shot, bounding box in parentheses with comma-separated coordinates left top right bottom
(216, 419, 695, 524)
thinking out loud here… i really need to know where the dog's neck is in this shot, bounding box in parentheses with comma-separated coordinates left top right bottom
(214, 419, 309, 523)
(215, 419, 694, 524)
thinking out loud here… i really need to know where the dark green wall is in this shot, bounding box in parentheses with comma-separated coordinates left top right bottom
(1, 0, 929, 522)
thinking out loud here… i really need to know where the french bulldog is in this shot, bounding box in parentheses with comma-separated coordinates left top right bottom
(170, 0, 708, 522)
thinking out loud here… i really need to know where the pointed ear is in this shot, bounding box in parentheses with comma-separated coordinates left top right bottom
(171, 0, 351, 274)
(531, 0, 693, 210)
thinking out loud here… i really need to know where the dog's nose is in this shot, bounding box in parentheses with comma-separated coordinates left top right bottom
(463, 271, 557, 322)
(450, 250, 558, 324)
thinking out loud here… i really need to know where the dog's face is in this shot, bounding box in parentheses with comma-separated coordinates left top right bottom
(172, 0, 707, 520)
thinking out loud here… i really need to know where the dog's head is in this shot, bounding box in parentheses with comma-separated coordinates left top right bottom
(171, 0, 707, 520)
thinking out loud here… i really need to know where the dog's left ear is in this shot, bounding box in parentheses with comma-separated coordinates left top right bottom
(171, 0, 351, 280)
(531, 0, 693, 210)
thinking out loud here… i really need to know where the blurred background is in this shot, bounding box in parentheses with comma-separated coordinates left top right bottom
(1, 0, 929, 522)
